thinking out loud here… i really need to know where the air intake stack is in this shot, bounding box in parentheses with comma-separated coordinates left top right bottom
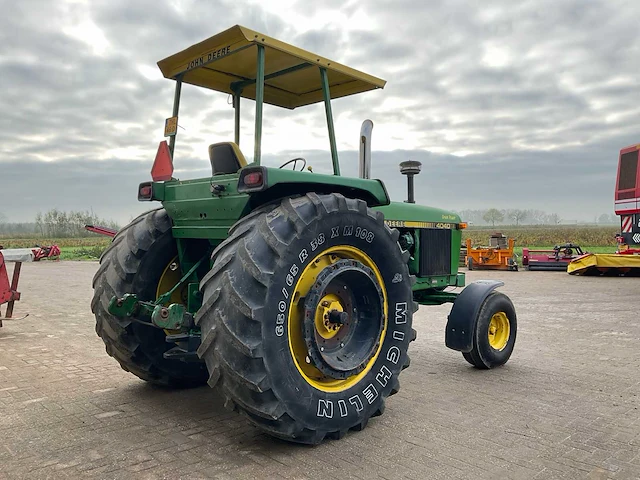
(399, 160, 422, 204)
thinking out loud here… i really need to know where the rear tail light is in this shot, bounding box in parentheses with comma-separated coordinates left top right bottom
(238, 167, 268, 193)
(138, 182, 153, 201)
(244, 172, 263, 187)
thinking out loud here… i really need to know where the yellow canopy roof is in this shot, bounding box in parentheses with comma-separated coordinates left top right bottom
(157, 25, 386, 109)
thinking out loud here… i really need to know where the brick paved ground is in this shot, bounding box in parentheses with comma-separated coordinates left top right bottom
(0, 261, 639, 479)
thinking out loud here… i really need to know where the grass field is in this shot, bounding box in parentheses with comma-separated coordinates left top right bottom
(0, 237, 111, 260)
(462, 225, 618, 248)
(1, 224, 620, 262)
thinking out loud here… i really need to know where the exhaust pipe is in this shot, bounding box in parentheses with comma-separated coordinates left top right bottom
(359, 120, 373, 179)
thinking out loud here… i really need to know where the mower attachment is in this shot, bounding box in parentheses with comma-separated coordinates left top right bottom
(522, 243, 584, 271)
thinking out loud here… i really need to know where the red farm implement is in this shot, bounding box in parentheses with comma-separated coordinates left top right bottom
(32, 245, 61, 261)
(0, 251, 24, 325)
(0, 245, 60, 325)
(85, 225, 118, 238)
(522, 243, 585, 271)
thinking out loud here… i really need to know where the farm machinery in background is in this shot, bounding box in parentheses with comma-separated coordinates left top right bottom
(0, 245, 60, 325)
(0, 251, 23, 326)
(569, 143, 640, 275)
(465, 233, 518, 271)
(523, 243, 585, 271)
(85, 225, 118, 238)
(91, 25, 519, 445)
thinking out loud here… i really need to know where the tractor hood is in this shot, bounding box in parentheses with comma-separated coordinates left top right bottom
(375, 202, 461, 227)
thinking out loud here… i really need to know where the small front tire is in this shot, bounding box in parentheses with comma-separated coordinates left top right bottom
(462, 291, 516, 369)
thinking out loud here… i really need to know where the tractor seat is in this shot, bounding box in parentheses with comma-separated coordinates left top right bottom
(208, 142, 247, 175)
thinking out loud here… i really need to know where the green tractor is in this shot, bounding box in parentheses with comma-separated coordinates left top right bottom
(92, 25, 517, 444)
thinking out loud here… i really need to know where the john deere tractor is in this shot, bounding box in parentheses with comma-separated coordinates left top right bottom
(92, 25, 517, 444)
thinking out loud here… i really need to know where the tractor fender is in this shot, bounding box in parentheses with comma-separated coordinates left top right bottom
(445, 280, 504, 352)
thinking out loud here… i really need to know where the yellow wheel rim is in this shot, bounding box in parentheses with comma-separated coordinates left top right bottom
(156, 256, 187, 305)
(488, 312, 510, 351)
(288, 245, 387, 393)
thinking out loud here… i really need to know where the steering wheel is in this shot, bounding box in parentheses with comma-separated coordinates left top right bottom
(279, 157, 307, 171)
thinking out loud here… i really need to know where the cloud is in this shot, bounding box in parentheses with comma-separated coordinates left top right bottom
(1, 0, 639, 224)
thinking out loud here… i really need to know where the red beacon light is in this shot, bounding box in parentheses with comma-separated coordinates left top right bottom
(151, 141, 174, 181)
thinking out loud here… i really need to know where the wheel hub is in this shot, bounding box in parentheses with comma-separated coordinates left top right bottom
(314, 294, 345, 339)
(303, 259, 384, 379)
(487, 312, 510, 351)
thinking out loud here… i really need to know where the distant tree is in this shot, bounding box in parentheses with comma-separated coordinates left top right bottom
(483, 208, 504, 227)
(0, 212, 6, 223)
(35, 212, 44, 236)
(33, 209, 119, 237)
(597, 213, 617, 224)
(458, 209, 486, 225)
(548, 213, 561, 225)
(529, 210, 546, 225)
(508, 209, 528, 226)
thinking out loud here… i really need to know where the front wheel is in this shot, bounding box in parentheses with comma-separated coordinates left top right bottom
(462, 291, 517, 369)
(196, 193, 416, 444)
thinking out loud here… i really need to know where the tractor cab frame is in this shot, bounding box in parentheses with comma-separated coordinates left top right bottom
(156, 24, 384, 176)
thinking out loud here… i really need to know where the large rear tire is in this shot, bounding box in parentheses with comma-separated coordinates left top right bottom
(91, 209, 208, 388)
(196, 193, 417, 443)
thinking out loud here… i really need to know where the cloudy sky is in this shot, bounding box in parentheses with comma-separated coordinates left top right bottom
(1, 0, 639, 224)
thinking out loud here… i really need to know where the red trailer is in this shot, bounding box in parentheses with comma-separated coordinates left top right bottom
(614, 143, 640, 254)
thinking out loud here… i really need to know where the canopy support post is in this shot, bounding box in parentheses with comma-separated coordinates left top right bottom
(168, 75, 183, 158)
(254, 44, 265, 165)
(320, 67, 340, 176)
(233, 89, 241, 146)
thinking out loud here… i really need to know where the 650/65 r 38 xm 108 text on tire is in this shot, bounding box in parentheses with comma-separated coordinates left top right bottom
(91, 208, 208, 387)
(195, 193, 418, 444)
